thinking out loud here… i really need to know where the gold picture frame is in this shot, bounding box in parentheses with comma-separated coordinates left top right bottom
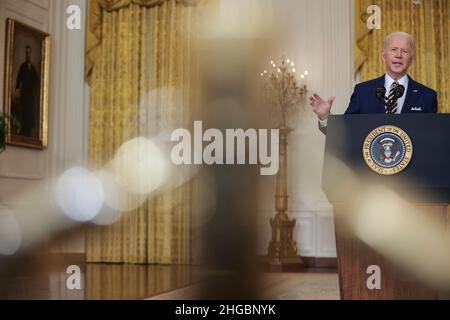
(3, 18, 50, 149)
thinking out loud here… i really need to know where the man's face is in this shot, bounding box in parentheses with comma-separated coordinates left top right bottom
(382, 35, 414, 79)
(26, 47, 31, 62)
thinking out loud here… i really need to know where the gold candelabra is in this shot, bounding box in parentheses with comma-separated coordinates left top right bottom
(260, 57, 308, 129)
(261, 57, 308, 271)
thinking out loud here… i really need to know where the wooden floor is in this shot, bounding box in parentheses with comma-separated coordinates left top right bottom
(0, 263, 206, 300)
(147, 273, 340, 300)
(0, 255, 339, 300)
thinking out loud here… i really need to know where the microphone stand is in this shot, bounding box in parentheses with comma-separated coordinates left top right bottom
(376, 85, 405, 113)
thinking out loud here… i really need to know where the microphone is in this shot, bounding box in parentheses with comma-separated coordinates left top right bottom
(386, 84, 405, 109)
(375, 85, 406, 108)
(393, 84, 405, 100)
(376, 87, 388, 106)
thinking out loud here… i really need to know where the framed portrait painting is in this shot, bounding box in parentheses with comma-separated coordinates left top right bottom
(3, 18, 50, 149)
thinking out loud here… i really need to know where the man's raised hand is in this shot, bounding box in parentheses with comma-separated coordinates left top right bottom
(309, 93, 335, 120)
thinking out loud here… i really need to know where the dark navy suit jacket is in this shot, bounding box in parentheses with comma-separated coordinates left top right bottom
(345, 75, 438, 114)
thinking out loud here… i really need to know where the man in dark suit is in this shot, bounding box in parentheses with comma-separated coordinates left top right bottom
(310, 32, 438, 133)
(14, 45, 39, 137)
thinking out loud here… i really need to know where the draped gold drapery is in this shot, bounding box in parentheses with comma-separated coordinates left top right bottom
(355, 0, 450, 113)
(85, 0, 204, 264)
(86, 0, 201, 82)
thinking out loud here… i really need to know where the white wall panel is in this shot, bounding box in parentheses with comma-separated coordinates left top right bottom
(0, 0, 88, 253)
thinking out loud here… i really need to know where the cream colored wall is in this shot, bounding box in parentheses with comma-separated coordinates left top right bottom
(0, 0, 88, 253)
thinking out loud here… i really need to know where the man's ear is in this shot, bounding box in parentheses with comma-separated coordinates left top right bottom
(381, 50, 387, 63)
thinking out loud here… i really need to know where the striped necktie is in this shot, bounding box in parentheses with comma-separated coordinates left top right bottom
(386, 81, 399, 114)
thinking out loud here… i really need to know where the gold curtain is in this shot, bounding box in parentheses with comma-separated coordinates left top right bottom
(85, 0, 205, 264)
(86, 0, 201, 81)
(355, 0, 450, 113)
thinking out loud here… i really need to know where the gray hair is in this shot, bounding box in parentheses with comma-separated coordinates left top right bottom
(384, 32, 416, 55)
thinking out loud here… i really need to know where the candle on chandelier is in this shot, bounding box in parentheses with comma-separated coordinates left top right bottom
(303, 70, 309, 87)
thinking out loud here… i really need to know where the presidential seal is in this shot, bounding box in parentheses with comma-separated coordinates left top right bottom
(362, 125, 413, 176)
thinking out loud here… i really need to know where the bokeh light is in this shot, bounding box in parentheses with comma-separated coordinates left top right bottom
(0, 206, 22, 255)
(55, 167, 104, 222)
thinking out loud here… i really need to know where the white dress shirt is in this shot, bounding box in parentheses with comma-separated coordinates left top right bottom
(318, 73, 410, 127)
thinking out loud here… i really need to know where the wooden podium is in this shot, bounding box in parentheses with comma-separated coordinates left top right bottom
(322, 114, 450, 300)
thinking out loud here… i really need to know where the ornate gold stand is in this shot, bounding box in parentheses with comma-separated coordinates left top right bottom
(267, 126, 304, 271)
